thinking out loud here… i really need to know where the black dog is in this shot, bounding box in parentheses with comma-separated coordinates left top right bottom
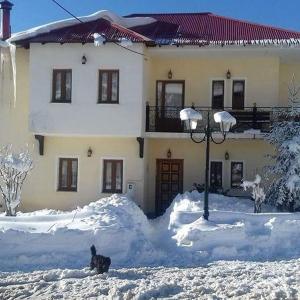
(90, 245, 111, 274)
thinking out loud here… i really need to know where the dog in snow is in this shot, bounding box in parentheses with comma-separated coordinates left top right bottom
(90, 245, 111, 274)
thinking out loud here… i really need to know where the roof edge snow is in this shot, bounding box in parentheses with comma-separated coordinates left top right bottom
(8, 10, 156, 43)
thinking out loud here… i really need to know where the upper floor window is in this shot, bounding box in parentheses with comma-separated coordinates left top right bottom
(102, 159, 123, 193)
(232, 80, 245, 110)
(212, 80, 224, 109)
(98, 70, 119, 103)
(52, 69, 72, 103)
(58, 158, 78, 191)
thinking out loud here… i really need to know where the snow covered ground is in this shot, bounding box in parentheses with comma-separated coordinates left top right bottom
(1, 192, 300, 272)
(1, 260, 300, 299)
(1, 192, 300, 299)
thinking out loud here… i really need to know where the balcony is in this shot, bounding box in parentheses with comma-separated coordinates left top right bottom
(145, 105, 290, 134)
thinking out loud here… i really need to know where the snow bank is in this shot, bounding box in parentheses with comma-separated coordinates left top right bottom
(2, 192, 300, 272)
(0, 195, 160, 271)
(9, 10, 156, 43)
(160, 192, 300, 262)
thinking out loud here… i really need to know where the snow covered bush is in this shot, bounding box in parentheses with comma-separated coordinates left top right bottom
(265, 75, 300, 211)
(0, 145, 33, 216)
(241, 175, 265, 213)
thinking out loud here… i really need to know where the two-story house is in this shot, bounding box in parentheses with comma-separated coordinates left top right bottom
(1, 1, 300, 215)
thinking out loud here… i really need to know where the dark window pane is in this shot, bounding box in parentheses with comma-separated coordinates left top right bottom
(101, 72, 108, 101)
(111, 72, 118, 102)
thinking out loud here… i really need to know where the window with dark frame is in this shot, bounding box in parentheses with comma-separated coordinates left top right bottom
(232, 80, 245, 110)
(52, 69, 72, 103)
(231, 161, 244, 188)
(98, 70, 119, 103)
(58, 158, 78, 191)
(212, 80, 225, 109)
(102, 160, 123, 193)
(210, 161, 223, 190)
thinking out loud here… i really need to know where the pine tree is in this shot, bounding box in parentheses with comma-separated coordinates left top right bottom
(265, 75, 300, 211)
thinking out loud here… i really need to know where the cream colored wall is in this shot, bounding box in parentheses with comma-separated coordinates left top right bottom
(148, 56, 280, 108)
(0, 49, 145, 212)
(145, 138, 273, 213)
(21, 136, 145, 212)
(279, 63, 300, 106)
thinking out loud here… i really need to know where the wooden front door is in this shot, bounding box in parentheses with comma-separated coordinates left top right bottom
(156, 159, 183, 215)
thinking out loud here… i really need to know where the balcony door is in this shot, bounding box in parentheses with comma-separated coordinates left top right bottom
(156, 81, 185, 132)
(232, 80, 245, 110)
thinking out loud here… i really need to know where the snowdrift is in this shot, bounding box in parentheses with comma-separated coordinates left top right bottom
(1, 192, 300, 272)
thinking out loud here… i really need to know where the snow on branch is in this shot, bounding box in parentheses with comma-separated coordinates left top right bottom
(0, 145, 33, 216)
(241, 175, 265, 213)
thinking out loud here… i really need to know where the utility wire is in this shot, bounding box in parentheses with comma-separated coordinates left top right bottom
(50, 0, 146, 57)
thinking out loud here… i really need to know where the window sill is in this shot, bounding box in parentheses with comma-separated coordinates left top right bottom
(51, 100, 72, 104)
(102, 190, 122, 194)
(57, 189, 77, 192)
(97, 102, 119, 104)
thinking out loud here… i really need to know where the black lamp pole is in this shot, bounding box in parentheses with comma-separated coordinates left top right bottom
(188, 110, 227, 221)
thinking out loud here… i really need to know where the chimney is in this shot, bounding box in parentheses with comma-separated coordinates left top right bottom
(0, 1, 13, 40)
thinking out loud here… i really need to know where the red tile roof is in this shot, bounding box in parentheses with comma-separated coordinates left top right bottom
(15, 12, 300, 47)
(128, 13, 300, 46)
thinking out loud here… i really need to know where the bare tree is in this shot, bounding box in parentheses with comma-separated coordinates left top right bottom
(0, 145, 33, 216)
(242, 175, 266, 213)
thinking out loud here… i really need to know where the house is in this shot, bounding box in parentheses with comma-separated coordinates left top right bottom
(1, 1, 300, 215)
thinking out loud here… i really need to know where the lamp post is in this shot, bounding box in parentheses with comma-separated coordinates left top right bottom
(180, 108, 236, 220)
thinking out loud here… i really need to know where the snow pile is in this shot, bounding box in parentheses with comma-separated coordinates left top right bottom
(2, 192, 300, 272)
(0, 195, 159, 271)
(162, 192, 300, 262)
(9, 10, 156, 43)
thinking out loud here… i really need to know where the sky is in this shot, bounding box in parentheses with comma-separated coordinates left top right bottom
(10, 0, 300, 33)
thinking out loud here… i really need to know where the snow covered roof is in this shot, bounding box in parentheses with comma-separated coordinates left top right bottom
(9, 10, 155, 45)
(9, 11, 300, 47)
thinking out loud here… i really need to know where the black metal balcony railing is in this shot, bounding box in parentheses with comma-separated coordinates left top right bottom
(145, 105, 290, 133)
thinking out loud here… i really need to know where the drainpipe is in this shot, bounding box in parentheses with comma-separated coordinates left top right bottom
(0, 1, 13, 40)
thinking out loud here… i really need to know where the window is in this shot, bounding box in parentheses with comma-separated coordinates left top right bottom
(156, 81, 185, 124)
(210, 161, 223, 190)
(231, 162, 243, 188)
(58, 158, 78, 191)
(99, 70, 119, 103)
(232, 80, 245, 110)
(102, 160, 123, 193)
(52, 69, 72, 103)
(212, 80, 224, 109)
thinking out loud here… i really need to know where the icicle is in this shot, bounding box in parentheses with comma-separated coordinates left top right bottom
(9, 43, 16, 107)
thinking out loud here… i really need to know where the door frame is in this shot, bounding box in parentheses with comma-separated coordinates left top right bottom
(156, 80, 185, 109)
(231, 78, 247, 109)
(155, 158, 184, 215)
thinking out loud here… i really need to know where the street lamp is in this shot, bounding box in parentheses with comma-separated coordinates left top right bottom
(180, 108, 236, 220)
